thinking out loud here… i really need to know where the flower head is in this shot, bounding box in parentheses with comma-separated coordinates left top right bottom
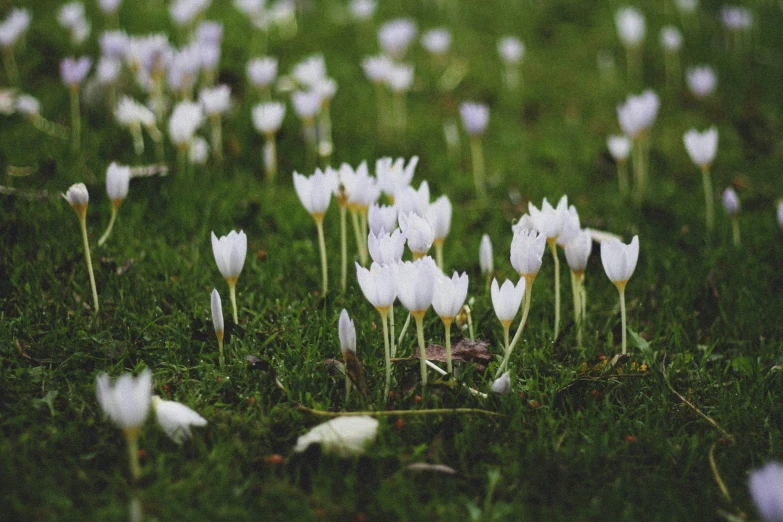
(387, 63, 414, 93)
(460, 102, 489, 136)
(368, 228, 406, 266)
(189, 136, 209, 165)
(252, 102, 286, 135)
(356, 262, 397, 310)
(292, 54, 327, 88)
(396, 256, 437, 314)
(61, 57, 92, 87)
(368, 204, 398, 237)
(294, 416, 379, 457)
(498, 36, 524, 64)
(683, 127, 718, 168)
(432, 271, 469, 320)
(421, 28, 452, 56)
(151, 396, 207, 444)
(0, 8, 31, 47)
(362, 55, 394, 84)
(607, 135, 631, 162)
(168, 101, 204, 147)
(722, 187, 740, 216)
(211, 230, 247, 282)
(63, 183, 89, 215)
(479, 234, 493, 275)
(16, 94, 40, 117)
(338, 309, 356, 355)
(722, 6, 753, 31)
(686, 65, 717, 99)
(528, 195, 568, 240)
(291, 89, 321, 121)
(615, 7, 646, 48)
(394, 181, 430, 219)
(293, 168, 337, 219)
(426, 195, 452, 243)
(491, 278, 526, 324)
(337, 162, 379, 210)
(399, 212, 434, 257)
(659, 26, 683, 52)
(106, 163, 130, 205)
(377, 156, 418, 199)
(96, 369, 152, 432)
(115, 97, 155, 129)
(349, 0, 376, 21)
(510, 229, 546, 276)
(675, 0, 698, 14)
(378, 18, 417, 60)
(565, 229, 592, 273)
(749, 462, 783, 522)
(600, 236, 639, 285)
(777, 202, 783, 229)
(199, 85, 231, 115)
(211, 288, 224, 335)
(491, 371, 511, 395)
(617, 90, 660, 139)
(247, 57, 278, 88)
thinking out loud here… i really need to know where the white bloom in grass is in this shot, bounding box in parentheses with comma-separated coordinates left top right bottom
(491, 371, 511, 395)
(659, 26, 683, 52)
(356, 262, 397, 310)
(368, 204, 398, 237)
(777, 202, 783, 229)
(211, 230, 247, 282)
(96, 369, 153, 432)
(315, 77, 338, 105)
(151, 396, 207, 444)
(394, 181, 430, 219)
(528, 196, 568, 240)
(63, 182, 89, 213)
(97, 57, 122, 85)
(686, 65, 717, 99)
(722, 6, 753, 31)
(565, 229, 592, 272)
(617, 90, 659, 139)
(683, 127, 718, 168)
(396, 256, 437, 314)
(293, 55, 327, 88)
(491, 278, 525, 325)
(368, 229, 406, 266)
(338, 309, 356, 355)
(291, 90, 322, 121)
(675, 0, 698, 14)
(189, 136, 209, 165)
(432, 271, 468, 320)
(479, 234, 493, 275)
(115, 97, 155, 128)
(168, 101, 204, 148)
(399, 212, 434, 258)
(607, 135, 631, 162)
(378, 18, 417, 60)
(293, 169, 337, 218)
(196, 21, 223, 45)
(294, 416, 379, 457)
(170, 0, 211, 27)
(252, 102, 285, 135)
(61, 57, 92, 87)
(722, 187, 740, 216)
(349, 0, 376, 22)
(459, 102, 489, 136)
(100, 31, 129, 59)
(615, 7, 646, 48)
(510, 230, 546, 276)
(557, 205, 581, 247)
(200, 43, 221, 72)
(199, 85, 231, 115)
(99, 0, 122, 13)
(601, 236, 639, 286)
(362, 55, 394, 84)
(421, 28, 452, 56)
(106, 163, 130, 205)
(211, 288, 224, 335)
(0, 90, 14, 115)
(748, 462, 783, 522)
(58, 2, 85, 30)
(511, 213, 536, 234)
(247, 57, 278, 88)
(376, 156, 418, 198)
(234, 0, 264, 17)
(16, 94, 40, 117)
(498, 36, 524, 64)
(338, 162, 379, 210)
(387, 64, 414, 93)
(0, 8, 31, 47)
(426, 195, 452, 243)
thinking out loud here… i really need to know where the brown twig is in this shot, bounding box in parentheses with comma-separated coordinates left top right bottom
(295, 403, 505, 418)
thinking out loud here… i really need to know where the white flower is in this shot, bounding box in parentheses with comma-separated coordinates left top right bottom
(211, 288, 224, 334)
(168, 101, 204, 147)
(511, 213, 536, 234)
(387, 64, 414, 93)
(356, 262, 397, 310)
(349, 0, 376, 21)
(291, 90, 322, 120)
(100, 31, 129, 59)
(675, 0, 698, 14)
(337, 162, 379, 209)
(378, 18, 417, 60)
(491, 278, 526, 324)
(367, 204, 398, 237)
(426, 195, 452, 242)
(58, 2, 85, 30)
(498, 36, 524, 64)
(617, 90, 660, 139)
(115, 97, 155, 128)
(510, 229, 546, 276)
(432, 271, 469, 320)
(396, 256, 437, 314)
(211, 230, 247, 281)
(106, 163, 130, 204)
(615, 7, 646, 48)
(196, 21, 223, 45)
(98, 0, 122, 14)
(338, 309, 356, 354)
(777, 202, 783, 229)
(459, 102, 489, 136)
(491, 371, 511, 395)
(394, 181, 430, 219)
(199, 85, 231, 115)
(607, 135, 631, 161)
(683, 127, 718, 168)
(96, 369, 152, 432)
(0, 8, 31, 47)
(659, 26, 683, 52)
(722, 187, 740, 216)
(479, 234, 493, 274)
(247, 57, 278, 88)
(686, 65, 717, 99)
(362, 55, 394, 84)
(294, 416, 379, 457)
(314, 77, 337, 105)
(60, 57, 92, 87)
(748, 461, 783, 522)
(293, 54, 327, 87)
(151, 396, 207, 444)
(721, 6, 753, 31)
(63, 183, 89, 210)
(368, 229, 406, 266)
(252, 102, 285, 135)
(376, 156, 418, 198)
(16, 94, 40, 116)
(399, 212, 434, 257)
(564, 229, 592, 272)
(557, 205, 581, 247)
(528, 196, 568, 239)
(189, 136, 209, 165)
(421, 28, 451, 55)
(97, 57, 122, 85)
(170, 0, 211, 27)
(293, 168, 338, 217)
(600, 236, 639, 284)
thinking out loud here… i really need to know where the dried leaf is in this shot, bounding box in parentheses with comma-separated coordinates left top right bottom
(415, 338, 493, 373)
(343, 351, 368, 396)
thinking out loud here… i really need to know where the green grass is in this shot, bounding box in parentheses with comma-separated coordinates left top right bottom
(2, 0, 783, 520)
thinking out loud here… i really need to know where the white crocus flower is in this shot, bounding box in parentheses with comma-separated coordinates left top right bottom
(211, 230, 247, 324)
(151, 396, 207, 444)
(600, 236, 640, 355)
(294, 416, 379, 457)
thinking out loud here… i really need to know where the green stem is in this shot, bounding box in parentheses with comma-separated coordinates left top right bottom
(631, 139, 646, 204)
(263, 137, 277, 181)
(731, 217, 741, 247)
(390, 303, 397, 358)
(317, 106, 333, 164)
(350, 209, 367, 265)
(229, 282, 238, 325)
(345, 371, 351, 404)
(414, 313, 428, 392)
(549, 240, 560, 340)
(381, 309, 391, 403)
(131, 125, 144, 155)
(398, 312, 411, 349)
(79, 215, 99, 314)
(435, 241, 444, 271)
(2, 47, 19, 86)
(125, 431, 141, 482)
(701, 166, 715, 234)
(619, 286, 627, 355)
(444, 319, 453, 375)
(340, 205, 347, 292)
(70, 87, 81, 153)
(304, 121, 317, 170)
(470, 136, 487, 199)
(497, 284, 531, 379)
(617, 160, 629, 198)
(218, 335, 225, 369)
(97, 205, 119, 247)
(211, 115, 223, 164)
(316, 218, 328, 296)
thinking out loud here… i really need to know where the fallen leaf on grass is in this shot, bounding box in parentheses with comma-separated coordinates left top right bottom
(414, 338, 493, 373)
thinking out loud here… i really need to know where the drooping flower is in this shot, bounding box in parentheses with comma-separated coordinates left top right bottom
(151, 396, 207, 444)
(294, 416, 379, 457)
(491, 371, 511, 395)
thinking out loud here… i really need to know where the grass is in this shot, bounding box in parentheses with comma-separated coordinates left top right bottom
(2, 0, 783, 520)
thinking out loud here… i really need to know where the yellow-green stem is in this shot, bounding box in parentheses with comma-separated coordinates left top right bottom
(228, 282, 238, 324)
(263, 137, 277, 181)
(98, 205, 119, 247)
(434, 240, 445, 271)
(701, 166, 715, 233)
(131, 125, 144, 155)
(619, 285, 627, 355)
(631, 138, 646, 204)
(548, 239, 561, 339)
(443, 318, 453, 375)
(2, 47, 19, 86)
(217, 334, 225, 369)
(211, 115, 223, 164)
(398, 312, 411, 350)
(470, 136, 487, 199)
(617, 160, 629, 198)
(350, 209, 367, 265)
(380, 309, 391, 403)
(413, 312, 428, 391)
(316, 218, 328, 296)
(70, 87, 81, 153)
(79, 215, 99, 313)
(339, 205, 347, 292)
(497, 281, 532, 378)
(389, 303, 397, 357)
(303, 121, 317, 169)
(125, 431, 141, 482)
(731, 217, 741, 247)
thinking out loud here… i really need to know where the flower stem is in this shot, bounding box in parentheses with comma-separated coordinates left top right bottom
(211, 115, 223, 164)
(470, 136, 487, 199)
(317, 105, 333, 164)
(98, 205, 119, 247)
(2, 47, 19, 86)
(631, 138, 646, 204)
(79, 215, 99, 314)
(618, 285, 627, 355)
(316, 217, 328, 296)
(413, 312, 428, 392)
(497, 278, 532, 379)
(263, 136, 277, 181)
(125, 430, 141, 482)
(339, 205, 347, 292)
(434, 240, 444, 271)
(217, 333, 225, 370)
(380, 308, 391, 403)
(443, 318, 453, 375)
(701, 166, 715, 233)
(617, 160, 629, 198)
(398, 312, 411, 349)
(69, 87, 81, 153)
(548, 239, 560, 340)
(390, 303, 397, 357)
(131, 125, 144, 155)
(731, 217, 741, 247)
(350, 209, 367, 265)
(304, 120, 317, 170)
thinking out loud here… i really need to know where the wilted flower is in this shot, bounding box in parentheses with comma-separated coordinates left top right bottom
(294, 416, 379, 457)
(491, 371, 511, 395)
(151, 396, 207, 444)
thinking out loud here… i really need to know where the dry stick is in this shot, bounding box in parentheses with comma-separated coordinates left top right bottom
(296, 403, 503, 418)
